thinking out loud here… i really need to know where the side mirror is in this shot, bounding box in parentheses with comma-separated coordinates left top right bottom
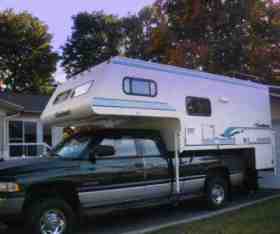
(89, 145, 115, 161)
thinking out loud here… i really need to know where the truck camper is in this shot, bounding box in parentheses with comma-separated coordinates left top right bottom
(0, 57, 276, 234)
(42, 56, 275, 173)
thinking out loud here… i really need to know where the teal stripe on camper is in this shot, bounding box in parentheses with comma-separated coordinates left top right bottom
(93, 97, 176, 111)
(111, 59, 267, 90)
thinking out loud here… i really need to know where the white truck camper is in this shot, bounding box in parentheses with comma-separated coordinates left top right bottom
(41, 56, 276, 194)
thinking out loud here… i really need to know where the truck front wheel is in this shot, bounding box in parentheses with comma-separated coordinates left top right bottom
(206, 176, 229, 209)
(25, 198, 76, 234)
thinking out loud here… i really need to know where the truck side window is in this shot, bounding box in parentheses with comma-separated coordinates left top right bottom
(140, 139, 161, 157)
(100, 138, 137, 157)
(186, 96, 211, 117)
(53, 136, 90, 159)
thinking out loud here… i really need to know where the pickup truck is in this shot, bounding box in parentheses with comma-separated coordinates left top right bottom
(0, 129, 252, 234)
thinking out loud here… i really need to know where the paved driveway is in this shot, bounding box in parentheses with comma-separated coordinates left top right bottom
(3, 190, 280, 234)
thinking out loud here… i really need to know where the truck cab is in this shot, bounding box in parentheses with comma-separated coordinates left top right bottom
(0, 129, 249, 234)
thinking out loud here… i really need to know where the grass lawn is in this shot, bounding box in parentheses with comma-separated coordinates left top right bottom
(149, 198, 280, 234)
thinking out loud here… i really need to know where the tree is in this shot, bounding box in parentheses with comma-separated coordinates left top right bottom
(121, 7, 155, 60)
(151, 0, 251, 72)
(62, 0, 280, 84)
(248, 0, 280, 84)
(62, 8, 158, 77)
(61, 11, 122, 77)
(0, 9, 58, 94)
(151, 0, 280, 84)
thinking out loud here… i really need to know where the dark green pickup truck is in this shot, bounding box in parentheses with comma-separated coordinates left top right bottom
(0, 129, 254, 234)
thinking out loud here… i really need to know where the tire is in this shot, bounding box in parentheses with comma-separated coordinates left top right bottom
(206, 176, 229, 210)
(25, 198, 76, 234)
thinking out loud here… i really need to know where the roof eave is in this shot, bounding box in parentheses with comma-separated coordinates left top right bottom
(0, 99, 24, 112)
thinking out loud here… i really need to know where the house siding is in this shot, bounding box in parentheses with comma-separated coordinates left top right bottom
(271, 97, 280, 121)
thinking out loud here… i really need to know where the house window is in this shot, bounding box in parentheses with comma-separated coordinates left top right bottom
(53, 89, 72, 104)
(24, 122, 37, 143)
(43, 125, 52, 146)
(72, 81, 93, 97)
(9, 121, 37, 157)
(9, 121, 23, 143)
(186, 97, 212, 117)
(123, 77, 157, 97)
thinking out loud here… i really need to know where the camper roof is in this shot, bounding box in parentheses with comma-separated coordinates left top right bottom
(41, 56, 268, 127)
(110, 57, 266, 90)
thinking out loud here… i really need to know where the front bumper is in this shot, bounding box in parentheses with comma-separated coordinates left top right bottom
(0, 197, 24, 216)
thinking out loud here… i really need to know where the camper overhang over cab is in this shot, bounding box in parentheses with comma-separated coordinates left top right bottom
(41, 56, 277, 191)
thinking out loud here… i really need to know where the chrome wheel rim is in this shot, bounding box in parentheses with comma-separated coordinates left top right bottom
(211, 184, 225, 205)
(40, 209, 67, 234)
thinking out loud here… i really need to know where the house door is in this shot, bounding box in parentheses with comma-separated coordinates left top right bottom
(8, 120, 37, 158)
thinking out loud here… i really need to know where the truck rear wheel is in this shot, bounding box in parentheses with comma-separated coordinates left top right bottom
(25, 198, 76, 234)
(206, 176, 229, 209)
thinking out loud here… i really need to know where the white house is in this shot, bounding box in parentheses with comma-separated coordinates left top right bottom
(0, 92, 63, 160)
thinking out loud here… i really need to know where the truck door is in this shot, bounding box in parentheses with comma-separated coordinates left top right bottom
(79, 136, 146, 208)
(138, 138, 172, 200)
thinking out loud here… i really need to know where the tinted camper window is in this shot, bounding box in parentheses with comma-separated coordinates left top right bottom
(123, 77, 157, 97)
(186, 97, 211, 117)
(53, 90, 72, 104)
(72, 81, 92, 97)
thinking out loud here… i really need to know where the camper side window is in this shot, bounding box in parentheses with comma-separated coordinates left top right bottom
(123, 77, 157, 97)
(186, 97, 211, 117)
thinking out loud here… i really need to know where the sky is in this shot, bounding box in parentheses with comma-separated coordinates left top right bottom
(0, 0, 155, 81)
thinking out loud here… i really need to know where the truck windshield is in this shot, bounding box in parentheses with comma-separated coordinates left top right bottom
(50, 135, 91, 159)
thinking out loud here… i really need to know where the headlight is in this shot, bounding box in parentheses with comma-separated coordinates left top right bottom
(0, 183, 21, 192)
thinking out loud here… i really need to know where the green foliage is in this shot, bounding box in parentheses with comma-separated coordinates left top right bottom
(61, 11, 122, 77)
(0, 9, 58, 94)
(121, 7, 155, 60)
(62, 8, 158, 77)
(62, 0, 280, 84)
